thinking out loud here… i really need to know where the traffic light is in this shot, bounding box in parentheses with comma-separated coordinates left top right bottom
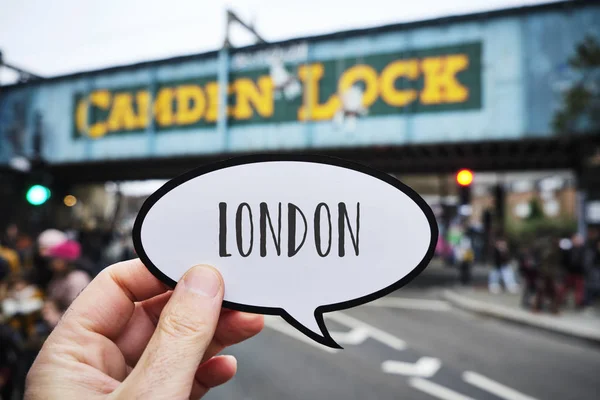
(456, 169, 474, 187)
(24, 160, 54, 207)
(456, 169, 473, 206)
(26, 184, 51, 206)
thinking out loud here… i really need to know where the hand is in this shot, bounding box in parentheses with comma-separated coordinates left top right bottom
(25, 259, 264, 399)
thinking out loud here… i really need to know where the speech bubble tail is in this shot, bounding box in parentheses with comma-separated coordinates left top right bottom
(281, 308, 343, 349)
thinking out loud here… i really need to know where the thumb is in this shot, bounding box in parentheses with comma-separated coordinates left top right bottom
(117, 265, 224, 399)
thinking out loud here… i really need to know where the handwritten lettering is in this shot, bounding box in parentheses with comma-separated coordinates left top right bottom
(218, 202, 360, 258)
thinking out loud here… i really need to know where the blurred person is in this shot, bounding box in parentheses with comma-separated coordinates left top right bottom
(0, 322, 20, 400)
(24, 260, 264, 399)
(1, 273, 45, 337)
(447, 223, 465, 266)
(78, 226, 112, 268)
(583, 232, 600, 308)
(31, 229, 69, 291)
(15, 233, 35, 271)
(489, 237, 518, 294)
(68, 230, 102, 278)
(455, 233, 474, 285)
(518, 243, 539, 309)
(42, 239, 91, 329)
(1, 272, 50, 399)
(534, 237, 562, 314)
(67, 228, 105, 278)
(37, 229, 68, 258)
(101, 230, 138, 268)
(0, 238, 21, 276)
(561, 233, 586, 308)
(558, 236, 573, 271)
(76, 252, 101, 278)
(3, 224, 35, 269)
(0, 255, 10, 282)
(436, 233, 453, 265)
(2, 223, 19, 250)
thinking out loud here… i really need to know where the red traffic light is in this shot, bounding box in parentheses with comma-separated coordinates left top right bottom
(456, 169, 474, 186)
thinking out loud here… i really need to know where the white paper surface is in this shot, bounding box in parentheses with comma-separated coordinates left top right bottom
(134, 158, 436, 347)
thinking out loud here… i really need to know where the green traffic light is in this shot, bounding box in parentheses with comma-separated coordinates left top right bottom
(26, 184, 51, 206)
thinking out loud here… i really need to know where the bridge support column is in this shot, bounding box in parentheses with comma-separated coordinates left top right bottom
(577, 190, 587, 237)
(217, 48, 230, 150)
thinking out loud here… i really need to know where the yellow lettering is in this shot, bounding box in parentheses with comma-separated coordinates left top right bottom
(420, 54, 469, 105)
(338, 64, 379, 108)
(298, 63, 339, 121)
(135, 90, 151, 128)
(90, 90, 111, 109)
(205, 82, 219, 123)
(88, 123, 107, 138)
(107, 93, 138, 132)
(87, 90, 111, 138)
(153, 88, 174, 127)
(204, 82, 234, 123)
(379, 59, 419, 107)
(175, 85, 205, 125)
(75, 98, 88, 135)
(233, 76, 274, 120)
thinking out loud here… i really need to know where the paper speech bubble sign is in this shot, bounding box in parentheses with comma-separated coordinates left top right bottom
(133, 155, 437, 348)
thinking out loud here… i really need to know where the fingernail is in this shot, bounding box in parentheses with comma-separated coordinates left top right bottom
(183, 266, 221, 297)
(223, 355, 237, 369)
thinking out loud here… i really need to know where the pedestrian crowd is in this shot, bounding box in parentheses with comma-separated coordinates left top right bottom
(0, 223, 134, 400)
(446, 224, 600, 314)
(516, 231, 600, 314)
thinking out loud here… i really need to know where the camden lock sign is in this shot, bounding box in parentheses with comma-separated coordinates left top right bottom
(73, 42, 481, 138)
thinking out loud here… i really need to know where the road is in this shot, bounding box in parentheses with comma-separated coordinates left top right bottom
(206, 265, 600, 400)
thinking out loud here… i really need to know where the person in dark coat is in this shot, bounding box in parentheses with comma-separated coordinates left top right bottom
(561, 233, 586, 308)
(1, 224, 19, 251)
(583, 232, 600, 307)
(534, 237, 561, 314)
(518, 244, 539, 308)
(489, 237, 518, 294)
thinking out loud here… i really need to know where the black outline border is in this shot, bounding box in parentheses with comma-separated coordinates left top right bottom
(132, 154, 439, 349)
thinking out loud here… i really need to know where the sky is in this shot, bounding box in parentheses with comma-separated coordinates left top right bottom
(0, 0, 556, 84)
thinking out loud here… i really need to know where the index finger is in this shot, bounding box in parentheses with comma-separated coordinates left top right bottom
(56, 258, 169, 339)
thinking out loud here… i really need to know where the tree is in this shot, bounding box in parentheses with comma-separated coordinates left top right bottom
(553, 35, 600, 133)
(527, 198, 544, 221)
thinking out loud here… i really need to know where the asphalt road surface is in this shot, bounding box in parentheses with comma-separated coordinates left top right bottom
(206, 267, 600, 400)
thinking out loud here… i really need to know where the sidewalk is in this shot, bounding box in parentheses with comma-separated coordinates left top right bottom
(409, 258, 489, 287)
(442, 287, 600, 345)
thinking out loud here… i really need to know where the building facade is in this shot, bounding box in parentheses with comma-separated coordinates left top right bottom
(1, 0, 598, 167)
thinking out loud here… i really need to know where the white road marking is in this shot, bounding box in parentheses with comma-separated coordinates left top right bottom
(367, 298, 452, 311)
(382, 357, 441, 378)
(330, 327, 370, 346)
(463, 371, 539, 400)
(263, 316, 339, 354)
(409, 378, 475, 400)
(326, 311, 407, 350)
(264, 312, 406, 353)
